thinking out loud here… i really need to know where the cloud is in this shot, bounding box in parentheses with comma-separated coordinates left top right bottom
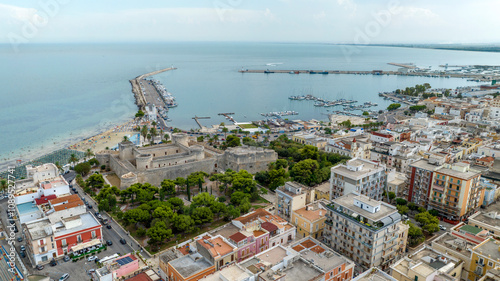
(0, 3, 37, 24)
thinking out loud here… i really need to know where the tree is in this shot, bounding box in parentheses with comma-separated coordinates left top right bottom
(85, 149, 94, 161)
(388, 192, 396, 202)
(89, 158, 99, 166)
(168, 197, 184, 211)
(362, 111, 369, 116)
(395, 198, 407, 206)
(429, 209, 439, 216)
(135, 110, 145, 118)
(397, 205, 409, 215)
(415, 212, 439, 226)
(161, 179, 176, 196)
(191, 207, 214, 225)
(98, 199, 109, 212)
(74, 162, 91, 176)
(152, 206, 174, 219)
(191, 192, 217, 208)
(171, 214, 195, 233)
(407, 202, 417, 211)
(423, 223, 439, 234)
(224, 205, 240, 220)
(238, 198, 252, 214)
(417, 207, 427, 213)
(86, 174, 105, 191)
(164, 133, 170, 142)
(123, 208, 150, 225)
(150, 127, 157, 145)
(290, 159, 319, 186)
(225, 135, 241, 148)
(268, 168, 287, 190)
(186, 178, 191, 201)
(69, 153, 79, 166)
(0, 179, 7, 193)
(141, 125, 148, 144)
(147, 221, 173, 249)
(324, 127, 332, 134)
(407, 222, 424, 246)
(174, 177, 186, 193)
(197, 136, 204, 142)
(230, 191, 251, 205)
(222, 127, 228, 139)
(387, 103, 401, 111)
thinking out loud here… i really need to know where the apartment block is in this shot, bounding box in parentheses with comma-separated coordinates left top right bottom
(276, 182, 315, 221)
(407, 158, 444, 208)
(330, 158, 386, 201)
(468, 239, 500, 281)
(428, 162, 484, 222)
(291, 200, 328, 239)
(323, 192, 408, 272)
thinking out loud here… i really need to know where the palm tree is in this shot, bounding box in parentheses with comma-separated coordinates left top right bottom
(254, 131, 260, 141)
(222, 127, 228, 140)
(150, 127, 157, 145)
(85, 148, 94, 160)
(55, 161, 62, 171)
(69, 153, 79, 167)
(0, 179, 8, 194)
(164, 133, 170, 143)
(123, 135, 129, 142)
(141, 125, 148, 145)
(147, 133, 152, 145)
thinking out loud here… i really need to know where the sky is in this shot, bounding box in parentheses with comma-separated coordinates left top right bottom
(1, 0, 500, 44)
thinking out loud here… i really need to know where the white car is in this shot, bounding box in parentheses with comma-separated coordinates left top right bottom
(87, 256, 99, 262)
(439, 225, 446, 231)
(59, 273, 69, 281)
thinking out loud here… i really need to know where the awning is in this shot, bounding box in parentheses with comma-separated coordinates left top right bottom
(70, 239, 101, 252)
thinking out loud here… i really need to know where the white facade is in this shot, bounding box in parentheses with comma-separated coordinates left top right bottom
(490, 107, 500, 119)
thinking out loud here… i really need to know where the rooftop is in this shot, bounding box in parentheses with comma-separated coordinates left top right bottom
(474, 239, 500, 261)
(331, 158, 385, 179)
(233, 208, 271, 225)
(17, 202, 41, 216)
(410, 159, 442, 171)
(290, 237, 351, 272)
(197, 236, 235, 258)
(436, 167, 480, 180)
(49, 194, 81, 205)
(40, 176, 68, 189)
(228, 232, 247, 243)
(353, 268, 398, 281)
(432, 233, 475, 255)
(392, 246, 460, 279)
(260, 222, 278, 233)
(259, 259, 322, 281)
(329, 192, 399, 223)
(34, 195, 57, 205)
(293, 201, 327, 222)
(55, 213, 100, 238)
(199, 264, 251, 281)
(254, 246, 288, 265)
(25, 218, 53, 240)
(460, 225, 483, 235)
(168, 253, 213, 278)
(470, 211, 500, 229)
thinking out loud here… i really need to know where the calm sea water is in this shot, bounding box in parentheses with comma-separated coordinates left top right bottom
(1, 42, 500, 166)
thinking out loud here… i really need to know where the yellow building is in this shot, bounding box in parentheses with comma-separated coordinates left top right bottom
(291, 200, 327, 240)
(468, 238, 500, 281)
(313, 181, 330, 201)
(291, 132, 327, 149)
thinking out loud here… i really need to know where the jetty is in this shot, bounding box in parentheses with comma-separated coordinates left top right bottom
(130, 67, 177, 109)
(238, 69, 500, 82)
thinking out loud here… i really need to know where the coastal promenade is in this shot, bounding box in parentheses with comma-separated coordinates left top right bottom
(129, 67, 177, 109)
(238, 69, 500, 81)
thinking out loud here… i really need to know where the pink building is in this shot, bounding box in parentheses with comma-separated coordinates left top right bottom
(229, 229, 270, 262)
(95, 254, 140, 281)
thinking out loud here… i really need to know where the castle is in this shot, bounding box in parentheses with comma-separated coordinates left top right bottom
(96, 134, 277, 188)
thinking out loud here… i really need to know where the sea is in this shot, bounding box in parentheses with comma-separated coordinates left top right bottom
(2, 42, 500, 170)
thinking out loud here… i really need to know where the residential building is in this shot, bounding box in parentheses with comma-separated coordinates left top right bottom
(468, 239, 500, 281)
(291, 132, 327, 149)
(165, 252, 215, 281)
(198, 264, 253, 281)
(390, 246, 462, 281)
(228, 228, 269, 262)
(387, 171, 407, 198)
(353, 268, 397, 281)
(330, 158, 387, 201)
(238, 244, 300, 280)
(94, 253, 144, 281)
(407, 158, 445, 208)
(323, 192, 409, 271)
(196, 235, 237, 271)
(291, 200, 328, 239)
(478, 269, 500, 281)
(428, 162, 484, 222)
(289, 237, 355, 281)
(314, 181, 331, 201)
(468, 211, 500, 237)
(370, 131, 395, 143)
(325, 137, 372, 159)
(231, 208, 296, 248)
(431, 232, 476, 280)
(275, 182, 315, 221)
(475, 156, 495, 168)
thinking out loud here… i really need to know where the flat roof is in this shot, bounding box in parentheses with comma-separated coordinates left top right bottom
(260, 259, 322, 281)
(26, 218, 52, 240)
(55, 213, 100, 238)
(436, 167, 480, 180)
(475, 239, 500, 260)
(290, 238, 350, 272)
(331, 159, 384, 179)
(17, 202, 40, 216)
(293, 202, 326, 222)
(410, 159, 442, 171)
(353, 268, 398, 281)
(460, 225, 482, 235)
(169, 253, 213, 278)
(330, 193, 398, 222)
(254, 246, 288, 265)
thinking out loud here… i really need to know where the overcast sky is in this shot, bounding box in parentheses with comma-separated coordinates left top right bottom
(2, 0, 500, 44)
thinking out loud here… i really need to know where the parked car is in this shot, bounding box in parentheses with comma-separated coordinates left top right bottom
(20, 251, 26, 258)
(88, 204, 93, 209)
(17, 237, 22, 242)
(73, 190, 78, 194)
(36, 264, 44, 270)
(88, 256, 99, 262)
(439, 225, 446, 231)
(63, 255, 70, 262)
(20, 245, 25, 251)
(59, 273, 69, 281)
(106, 224, 112, 229)
(106, 240, 113, 246)
(120, 238, 126, 245)
(50, 259, 57, 266)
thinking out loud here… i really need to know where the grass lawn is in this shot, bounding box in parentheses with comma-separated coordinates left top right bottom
(238, 123, 258, 129)
(255, 196, 270, 204)
(252, 205, 266, 209)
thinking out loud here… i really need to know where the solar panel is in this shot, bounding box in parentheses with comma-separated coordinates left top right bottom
(116, 256, 133, 266)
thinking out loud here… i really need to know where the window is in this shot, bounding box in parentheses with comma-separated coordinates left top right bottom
(77, 235, 82, 243)
(488, 261, 493, 267)
(91, 231, 96, 239)
(295, 218, 298, 225)
(61, 239, 67, 247)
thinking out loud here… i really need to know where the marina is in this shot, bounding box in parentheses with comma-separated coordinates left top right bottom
(260, 111, 299, 118)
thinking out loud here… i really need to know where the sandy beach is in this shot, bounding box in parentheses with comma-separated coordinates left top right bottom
(68, 120, 140, 153)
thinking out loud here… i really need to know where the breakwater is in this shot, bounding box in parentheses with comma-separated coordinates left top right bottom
(129, 67, 177, 109)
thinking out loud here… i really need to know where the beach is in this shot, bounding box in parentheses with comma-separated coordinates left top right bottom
(68, 120, 140, 153)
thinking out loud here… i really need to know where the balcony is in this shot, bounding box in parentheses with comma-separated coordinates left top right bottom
(433, 184, 444, 192)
